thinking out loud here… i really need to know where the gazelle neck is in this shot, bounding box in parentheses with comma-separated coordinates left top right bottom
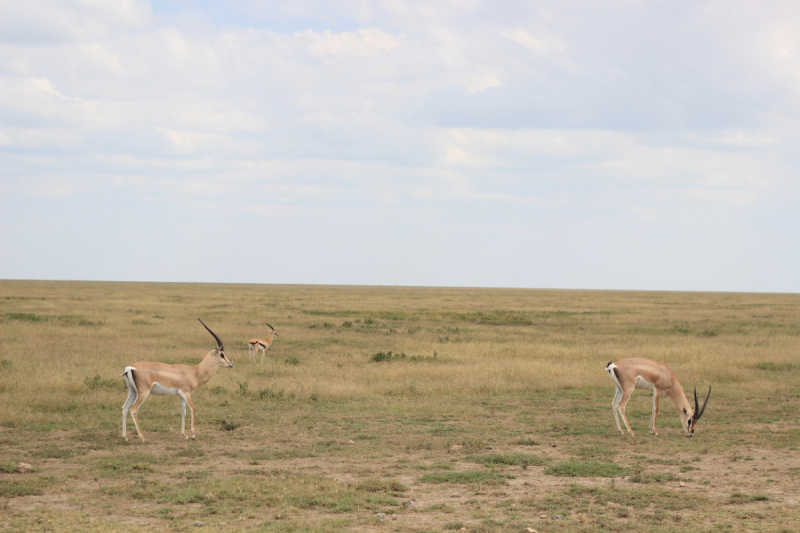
(195, 349, 222, 385)
(665, 380, 692, 415)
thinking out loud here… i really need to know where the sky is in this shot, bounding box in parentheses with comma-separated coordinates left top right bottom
(1, 0, 799, 292)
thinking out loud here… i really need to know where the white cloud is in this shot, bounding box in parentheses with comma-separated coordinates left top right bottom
(297, 27, 401, 57)
(1, 0, 799, 291)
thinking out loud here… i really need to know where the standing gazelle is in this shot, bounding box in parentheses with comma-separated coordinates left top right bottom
(121, 319, 234, 442)
(248, 323, 279, 364)
(606, 358, 710, 437)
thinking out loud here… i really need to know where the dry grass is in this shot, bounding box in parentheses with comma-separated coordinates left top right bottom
(1, 281, 797, 427)
(1, 281, 799, 532)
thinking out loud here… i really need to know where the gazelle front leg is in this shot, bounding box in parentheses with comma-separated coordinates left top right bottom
(649, 388, 661, 435)
(178, 391, 196, 440)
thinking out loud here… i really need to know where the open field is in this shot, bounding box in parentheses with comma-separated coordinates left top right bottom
(1, 280, 799, 532)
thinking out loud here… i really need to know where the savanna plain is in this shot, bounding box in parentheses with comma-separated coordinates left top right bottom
(1, 280, 799, 533)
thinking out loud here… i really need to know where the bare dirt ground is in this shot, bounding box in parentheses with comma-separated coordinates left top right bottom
(3, 425, 799, 532)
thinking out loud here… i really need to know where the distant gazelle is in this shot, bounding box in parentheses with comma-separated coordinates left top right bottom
(248, 323, 279, 364)
(605, 358, 710, 437)
(121, 319, 234, 442)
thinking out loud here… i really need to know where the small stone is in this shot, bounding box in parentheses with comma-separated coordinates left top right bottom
(345, 440, 355, 445)
(449, 445, 463, 451)
(377, 513, 386, 519)
(486, 446, 493, 450)
(402, 500, 414, 507)
(524, 528, 539, 533)
(193, 521, 204, 527)
(679, 481, 686, 487)
(551, 444, 557, 447)
(539, 514, 548, 519)
(17, 462, 33, 473)
(450, 493, 460, 498)
(552, 515, 563, 520)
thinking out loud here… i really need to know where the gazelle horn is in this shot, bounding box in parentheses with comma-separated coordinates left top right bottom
(198, 319, 224, 351)
(693, 387, 711, 421)
(266, 323, 275, 331)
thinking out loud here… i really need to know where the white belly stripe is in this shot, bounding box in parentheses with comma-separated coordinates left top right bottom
(151, 382, 180, 396)
(634, 376, 655, 391)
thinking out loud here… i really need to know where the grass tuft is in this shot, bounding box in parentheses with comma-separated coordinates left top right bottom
(544, 460, 628, 478)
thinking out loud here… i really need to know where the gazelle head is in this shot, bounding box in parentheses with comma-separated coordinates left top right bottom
(198, 318, 234, 368)
(681, 387, 710, 437)
(266, 323, 279, 338)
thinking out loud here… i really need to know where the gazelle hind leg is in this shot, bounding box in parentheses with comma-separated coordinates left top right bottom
(617, 387, 636, 436)
(129, 390, 151, 442)
(121, 388, 137, 440)
(611, 387, 624, 434)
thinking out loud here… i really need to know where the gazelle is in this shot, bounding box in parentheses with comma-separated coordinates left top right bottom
(248, 323, 279, 364)
(121, 319, 234, 442)
(605, 358, 710, 437)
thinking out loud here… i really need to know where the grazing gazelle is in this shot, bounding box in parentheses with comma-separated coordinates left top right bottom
(121, 319, 234, 442)
(605, 358, 710, 437)
(248, 323, 279, 364)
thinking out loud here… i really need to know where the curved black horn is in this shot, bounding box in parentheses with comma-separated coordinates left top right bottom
(694, 386, 711, 421)
(266, 323, 275, 331)
(198, 319, 224, 350)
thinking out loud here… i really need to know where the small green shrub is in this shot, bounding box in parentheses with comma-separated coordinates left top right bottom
(370, 351, 438, 363)
(220, 419, 241, 431)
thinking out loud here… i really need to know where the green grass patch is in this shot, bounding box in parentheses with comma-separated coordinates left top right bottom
(91, 453, 166, 477)
(4, 312, 48, 322)
(727, 492, 771, 504)
(30, 445, 86, 459)
(544, 459, 628, 478)
(469, 453, 546, 468)
(754, 362, 793, 371)
(102, 473, 401, 513)
(443, 310, 532, 326)
(84, 374, 121, 391)
(0, 460, 20, 473)
(419, 471, 511, 485)
(0, 476, 59, 497)
(353, 479, 409, 496)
